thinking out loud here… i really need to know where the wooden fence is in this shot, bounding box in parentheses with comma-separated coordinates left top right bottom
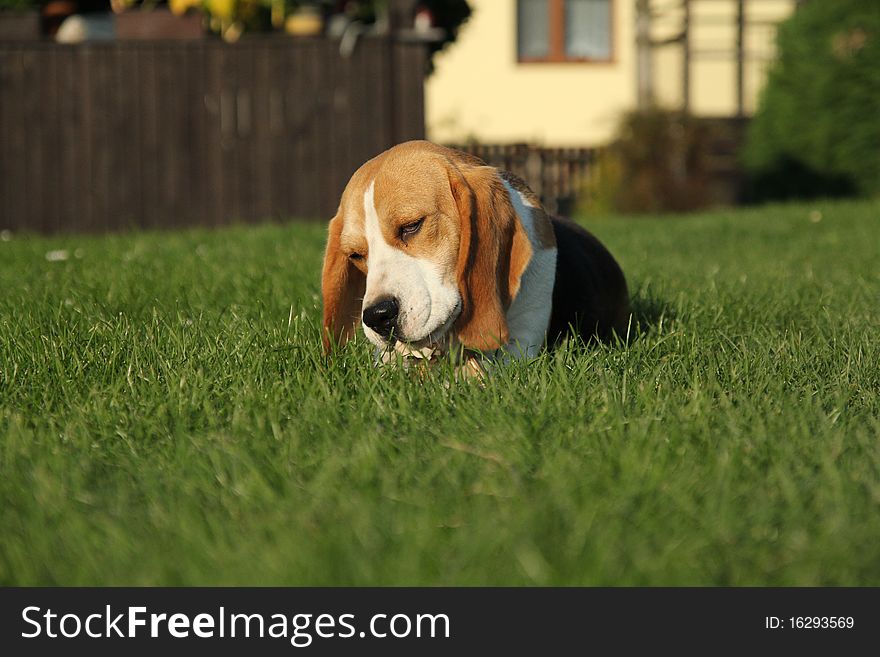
(445, 143, 598, 216)
(0, 37, 425, 233)
(450, 124, 748, 214)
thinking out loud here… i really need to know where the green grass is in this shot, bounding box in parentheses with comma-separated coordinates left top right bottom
(1, 199, 879, 586)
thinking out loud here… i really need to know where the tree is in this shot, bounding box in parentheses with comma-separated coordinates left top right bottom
(743, 1, 880, 199)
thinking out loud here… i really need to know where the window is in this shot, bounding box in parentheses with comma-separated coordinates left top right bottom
(517, 0, 613, 62)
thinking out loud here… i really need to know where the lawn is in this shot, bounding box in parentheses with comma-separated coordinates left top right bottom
(1, 199, 878, 586)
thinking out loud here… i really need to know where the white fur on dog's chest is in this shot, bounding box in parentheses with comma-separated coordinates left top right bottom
(501, 182, 557, 359)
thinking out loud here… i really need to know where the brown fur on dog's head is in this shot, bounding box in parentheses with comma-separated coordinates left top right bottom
(322, 141, 533, 353)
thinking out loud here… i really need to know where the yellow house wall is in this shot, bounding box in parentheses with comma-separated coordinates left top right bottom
(426, 0, 796, 147)
(652, 0, 796, 115)
(426, 0, 637, 146)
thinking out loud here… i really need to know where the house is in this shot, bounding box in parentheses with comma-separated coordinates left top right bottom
(426, 0, 798, 147)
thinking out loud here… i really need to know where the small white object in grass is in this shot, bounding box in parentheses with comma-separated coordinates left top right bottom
(378, 342, 441, 365)
(396, 342, 439, 360)
(809, 210, 823, 223)
(0, 230, 11, 242)
(45, 249, 70, 262)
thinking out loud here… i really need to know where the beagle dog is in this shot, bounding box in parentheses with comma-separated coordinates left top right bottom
(321, 141, 629, 367)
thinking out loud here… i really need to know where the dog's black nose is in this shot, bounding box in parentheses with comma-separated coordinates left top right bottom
(362, 298, 399, 338)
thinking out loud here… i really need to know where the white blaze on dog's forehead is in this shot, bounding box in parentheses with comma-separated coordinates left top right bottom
(361, 180, 462, 347)
(363, 181, 407, 286)
(363, 182, 383, 263)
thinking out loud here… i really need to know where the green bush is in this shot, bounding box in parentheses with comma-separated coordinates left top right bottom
(744, 1, 880, 199)
(0, 0, 40, 11)
(579, 109, 714, 214)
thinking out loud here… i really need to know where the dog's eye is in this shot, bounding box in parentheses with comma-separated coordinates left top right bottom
(399, 218, 425, 241)
(348, 252, 364, 261)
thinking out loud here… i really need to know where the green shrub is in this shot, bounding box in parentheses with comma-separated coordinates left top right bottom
(744, 1, 880, 199)
(579, 109, 714, 214)
(576, 147, 624, 217)
(0, 0, 40, 10)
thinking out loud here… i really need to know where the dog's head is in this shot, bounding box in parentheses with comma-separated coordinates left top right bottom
(321, 141, 534, 354)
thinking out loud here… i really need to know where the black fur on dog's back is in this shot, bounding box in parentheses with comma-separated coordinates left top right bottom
(548, 217, 631, 344)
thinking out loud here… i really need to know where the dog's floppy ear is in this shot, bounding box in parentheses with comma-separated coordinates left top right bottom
(321, 213, 365, 353)
(450, 165, 533, 351)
